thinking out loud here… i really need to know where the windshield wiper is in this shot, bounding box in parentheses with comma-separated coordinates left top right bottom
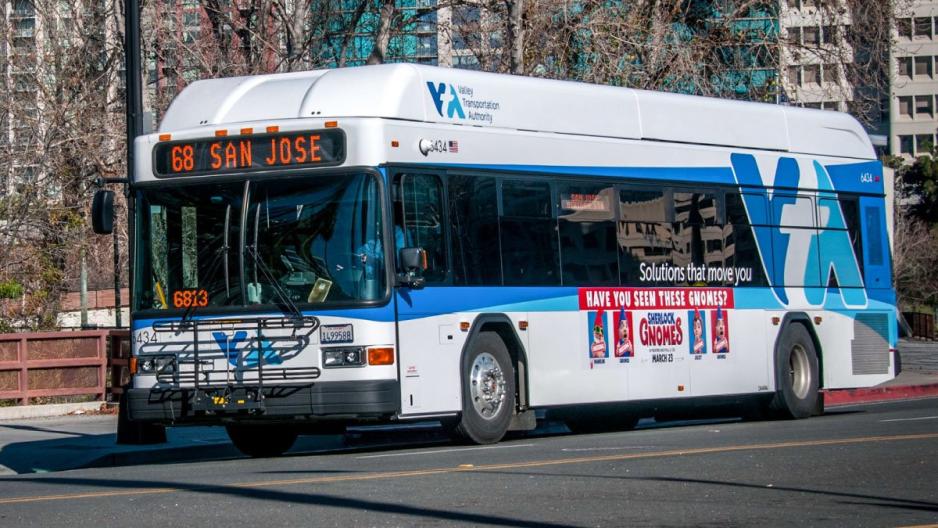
(223, 204, 231, 297)
(246, 244, 303, 321)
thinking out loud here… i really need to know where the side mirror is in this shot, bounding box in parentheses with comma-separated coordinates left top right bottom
(397, 247, 427, 289)
(399, 247, 427, 273)
(91, 190, 114, 234)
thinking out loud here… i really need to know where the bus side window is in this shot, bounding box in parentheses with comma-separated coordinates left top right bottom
(838, 196, 864, 278)
(557, 183, 618, 286)
(618, 187, 673, 286)
(449, 174, 501, 285)
(397, 173, 447, 283)
(500, 179, 560, 285)
(818, 196, 864, 288)
(724, 192, 769, 287)
(672, 190, 722, 284)
(772, 193, 820, 287)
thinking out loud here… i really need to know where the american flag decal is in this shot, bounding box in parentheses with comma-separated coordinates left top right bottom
(448, 140, 459, 153)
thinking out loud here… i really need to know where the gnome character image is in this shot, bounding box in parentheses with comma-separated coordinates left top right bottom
(615, 307, 633, 358)
(692, 308, 705, 354)
(591, 312, 607, 358)
(713, 306, 729, 354)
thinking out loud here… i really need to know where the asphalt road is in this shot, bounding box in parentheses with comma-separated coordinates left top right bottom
(0, 399, 937, 527)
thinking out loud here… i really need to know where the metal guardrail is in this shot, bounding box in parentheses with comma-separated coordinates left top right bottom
(0, 329, 129, 405)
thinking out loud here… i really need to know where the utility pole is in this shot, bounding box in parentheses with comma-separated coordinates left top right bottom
(118, 0, 166, 446)
(117, 0, 143, 328)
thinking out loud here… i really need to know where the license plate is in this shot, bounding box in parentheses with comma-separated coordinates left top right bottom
(321, 324, 353, 344)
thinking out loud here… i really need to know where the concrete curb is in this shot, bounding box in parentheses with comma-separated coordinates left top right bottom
(0, 402, 110, 421)
(825, 383, 938, 407)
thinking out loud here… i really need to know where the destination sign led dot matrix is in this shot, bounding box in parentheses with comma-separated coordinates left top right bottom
(153, 129, 345, 177)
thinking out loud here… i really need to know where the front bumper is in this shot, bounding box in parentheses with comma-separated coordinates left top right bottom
(126, 380, 400, 424)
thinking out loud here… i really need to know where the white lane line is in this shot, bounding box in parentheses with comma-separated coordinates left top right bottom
(880, 416, 938, 423)
(356, 443, 534, 459)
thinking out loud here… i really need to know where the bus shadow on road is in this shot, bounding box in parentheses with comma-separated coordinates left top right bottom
(478, 470, 938, 514)
(0, 473, 579, 528)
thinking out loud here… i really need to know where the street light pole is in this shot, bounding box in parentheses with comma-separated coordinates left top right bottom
(118, 0, 143, 328)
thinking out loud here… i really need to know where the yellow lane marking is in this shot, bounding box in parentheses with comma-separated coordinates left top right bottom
(1, 432, 937, 505)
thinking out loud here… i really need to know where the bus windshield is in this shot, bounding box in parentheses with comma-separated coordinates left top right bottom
(134, 173, 386, 312)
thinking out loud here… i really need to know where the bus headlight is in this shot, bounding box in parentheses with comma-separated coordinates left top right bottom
(137, 355, 176, 375)
(322, 347, 366, 368)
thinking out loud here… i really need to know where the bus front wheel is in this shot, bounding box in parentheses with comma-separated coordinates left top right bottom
(454, 332, 516, 445)
(226, 424, 298, 457)
(770, 324, 820, 419)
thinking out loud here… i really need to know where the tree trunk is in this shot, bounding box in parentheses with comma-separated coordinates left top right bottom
(506, 0, 524, 74)
(366, 0, 395, 65)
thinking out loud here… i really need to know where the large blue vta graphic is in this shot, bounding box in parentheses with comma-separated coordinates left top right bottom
(212, 331, 283, 368)
(730, 153, 867, 308)
(426, 82, 466, 119)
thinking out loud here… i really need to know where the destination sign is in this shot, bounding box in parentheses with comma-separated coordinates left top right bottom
(153, 129, 345, 177)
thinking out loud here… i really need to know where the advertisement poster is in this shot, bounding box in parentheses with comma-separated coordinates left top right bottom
(711, 306, 730, 357)
(578, 287, 734, 366)
(587, 310, 608, 365)
(613, 307, 634, 362)
(689, 308, 708, 357)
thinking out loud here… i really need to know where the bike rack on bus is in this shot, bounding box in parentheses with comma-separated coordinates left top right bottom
(144, 316, 321, 414)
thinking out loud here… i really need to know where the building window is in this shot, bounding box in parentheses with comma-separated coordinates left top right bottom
(914, 17, 932, 38)
(821, 101, 839, 111)
(822, 63, 838, 83)
(898, 18, 912, 39)
(898, 57, 913, 78)
(899, 135, 914, 155)
(788, 27, 802, 44)
(803, 26, 820, 46)
(899, 96, 913, 117)
(916, 95, 934, 117)
(917, 134, 934, 154)
(788, 65, 800, 85)
(821, 25, 835, 44)
(803, 64, 820, 84)
(915, 56, 933, 77)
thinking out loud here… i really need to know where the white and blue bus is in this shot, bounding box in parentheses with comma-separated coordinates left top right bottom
(96, 64, 897, 456)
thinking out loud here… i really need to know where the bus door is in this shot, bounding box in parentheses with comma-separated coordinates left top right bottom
(392, 171, 461, 416)
(858, 197, 890, 291)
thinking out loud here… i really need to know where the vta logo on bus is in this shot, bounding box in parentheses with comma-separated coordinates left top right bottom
(426, 82, 466, 119)
(730, 153, 866, 308)
(212, 331, 283, 368)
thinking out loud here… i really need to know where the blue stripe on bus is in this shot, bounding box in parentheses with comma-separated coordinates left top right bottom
(132, 286, 896, 330)
(418, 164, 738, 185)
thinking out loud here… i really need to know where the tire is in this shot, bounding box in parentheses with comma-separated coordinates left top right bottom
(116, 391, 166, 445)
(454, 331, 516, 445)
(769, 323, 820, 419)
(563, 411, 638, 434)
(226, 424, 298, 457)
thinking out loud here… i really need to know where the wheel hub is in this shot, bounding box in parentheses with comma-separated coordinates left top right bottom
(469, 352, 507, 419)
(789, 344, 810, 399)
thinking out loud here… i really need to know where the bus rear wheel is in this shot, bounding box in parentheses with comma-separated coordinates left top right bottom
(226, 424, 298, 457)
(770, 324, 820, 419)
(453, 332, 515, 445)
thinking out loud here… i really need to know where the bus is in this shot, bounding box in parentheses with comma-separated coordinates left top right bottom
(93, 64, 897, 457)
